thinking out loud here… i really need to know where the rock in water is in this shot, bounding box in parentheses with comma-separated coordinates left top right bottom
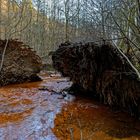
(0, 39, 42, 86)
(52, 42, 140, 117)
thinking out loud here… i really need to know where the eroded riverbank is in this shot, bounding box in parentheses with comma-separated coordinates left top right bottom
(0, 73, 140, 140)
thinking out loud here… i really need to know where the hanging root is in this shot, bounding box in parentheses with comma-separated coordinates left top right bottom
(52, 42, 140, 118)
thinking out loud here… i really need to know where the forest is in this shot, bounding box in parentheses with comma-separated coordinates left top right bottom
(0, 0, 140, 140)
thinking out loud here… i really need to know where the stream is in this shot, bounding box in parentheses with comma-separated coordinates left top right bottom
(0, 72, 140, 140)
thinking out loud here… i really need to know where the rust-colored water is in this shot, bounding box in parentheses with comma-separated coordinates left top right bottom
(0, 72, 140, 140)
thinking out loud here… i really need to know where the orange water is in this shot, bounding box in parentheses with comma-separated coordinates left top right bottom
(0, 73, 139, 140)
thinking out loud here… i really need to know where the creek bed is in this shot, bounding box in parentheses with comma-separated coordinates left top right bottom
(0, 73, 139, 140)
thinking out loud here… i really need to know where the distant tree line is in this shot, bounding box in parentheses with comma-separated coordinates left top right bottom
(0, 0, 139, 68)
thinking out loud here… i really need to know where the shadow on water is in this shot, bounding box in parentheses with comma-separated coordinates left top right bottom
(53, 95, 140, 140)
(0, 72, 139, 140)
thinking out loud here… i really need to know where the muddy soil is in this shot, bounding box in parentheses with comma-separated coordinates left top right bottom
(0, 73, 140, 140)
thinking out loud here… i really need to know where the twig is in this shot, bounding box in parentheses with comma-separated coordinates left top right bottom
(0, 39, 9, 71)
(70, 128, 74, 140)
(87, 37, 126, 44)
(77, 118, 83, 140)
(113, 42, 140, 80)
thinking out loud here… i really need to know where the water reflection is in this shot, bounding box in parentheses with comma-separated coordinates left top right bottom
(0, 74, 69, 140)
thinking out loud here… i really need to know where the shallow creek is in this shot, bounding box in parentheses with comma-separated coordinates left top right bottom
(0, 73, 140, 140)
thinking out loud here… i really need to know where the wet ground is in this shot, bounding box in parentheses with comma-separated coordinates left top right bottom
(0, 72, 140, 140)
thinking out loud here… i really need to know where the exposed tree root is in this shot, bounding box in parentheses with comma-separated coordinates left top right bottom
(0, 39, 42, 86)
(52, 42, 140, 117)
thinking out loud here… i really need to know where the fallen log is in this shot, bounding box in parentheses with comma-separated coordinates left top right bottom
(52, 42, 140, 117)
(0, 39, 42, 86)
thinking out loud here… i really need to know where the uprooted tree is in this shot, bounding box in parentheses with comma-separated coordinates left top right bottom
(52, 42, 140, 117)
(0, 39, 42, 86)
